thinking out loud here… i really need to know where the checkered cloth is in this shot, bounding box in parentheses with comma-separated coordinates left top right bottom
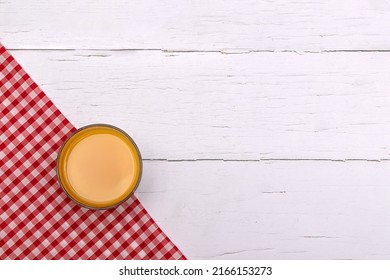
(0, 44, 185, 260)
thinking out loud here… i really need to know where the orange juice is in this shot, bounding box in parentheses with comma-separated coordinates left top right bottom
(57, 124, 142, 209)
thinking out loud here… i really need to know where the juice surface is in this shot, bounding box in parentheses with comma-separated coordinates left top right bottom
(57, 125, 141, 208)
(67, 133, 136, 202)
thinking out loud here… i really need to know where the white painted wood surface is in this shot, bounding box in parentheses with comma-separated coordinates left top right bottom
(2, 0, 390, 51)
(2, 0, 390, 259)
(137, 161, 390, 259)
(8, 50, 390, 160)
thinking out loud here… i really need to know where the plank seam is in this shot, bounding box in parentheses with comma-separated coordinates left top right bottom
(8, 48, 390, 54)
(143, 158, 387, 162)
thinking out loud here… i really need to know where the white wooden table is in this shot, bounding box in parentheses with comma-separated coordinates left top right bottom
(2, 0, 390, 259)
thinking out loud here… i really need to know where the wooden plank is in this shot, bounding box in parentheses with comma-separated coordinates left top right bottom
(138, 160, 390, 259)
(2, 0, 390, 51)
(9, 50, 390, 160)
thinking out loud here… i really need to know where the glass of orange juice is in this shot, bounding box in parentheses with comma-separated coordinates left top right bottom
(56, 124, 142, 210)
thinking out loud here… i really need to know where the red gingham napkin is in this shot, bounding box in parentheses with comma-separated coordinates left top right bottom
(0, 44, 185, 260)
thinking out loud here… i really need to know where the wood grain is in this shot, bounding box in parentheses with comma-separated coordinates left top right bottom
(9, 49, 390, 160)
(138, 160, 390, 259)
(2, 0, 390, 51)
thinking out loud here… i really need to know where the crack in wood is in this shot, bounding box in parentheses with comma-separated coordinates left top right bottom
(194, 247, 274, 259)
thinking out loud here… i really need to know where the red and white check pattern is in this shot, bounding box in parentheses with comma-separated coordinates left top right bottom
(0, 44, 185, 260)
